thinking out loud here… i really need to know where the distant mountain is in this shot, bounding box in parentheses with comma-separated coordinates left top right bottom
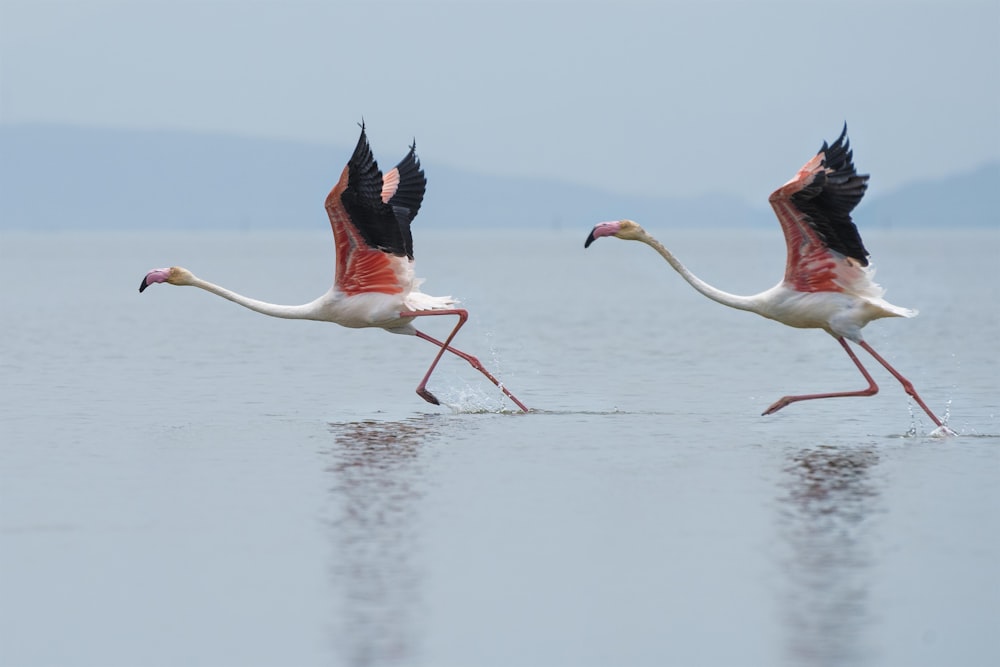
(861, 162, 999, 229)
(1, 124, 996, 231)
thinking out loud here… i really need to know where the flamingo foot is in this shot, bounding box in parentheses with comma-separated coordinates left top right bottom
(416, 387, 440, 406)
(762, 397, 792, 416)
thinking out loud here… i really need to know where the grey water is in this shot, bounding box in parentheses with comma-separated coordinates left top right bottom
(1, 228, 998, 667)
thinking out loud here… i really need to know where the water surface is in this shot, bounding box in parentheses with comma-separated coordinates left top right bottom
(2, 229, 998, 666)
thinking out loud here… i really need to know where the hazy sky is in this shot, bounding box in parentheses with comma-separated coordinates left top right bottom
(2, 0, 998, 204)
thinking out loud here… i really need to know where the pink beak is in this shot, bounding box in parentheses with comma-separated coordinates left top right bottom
(139, 268, 170, 293)
(584, 221, 622, 248)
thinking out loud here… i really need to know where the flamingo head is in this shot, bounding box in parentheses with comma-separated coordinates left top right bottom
(584, 219, 644, 247)
(139, 266, 195, 292)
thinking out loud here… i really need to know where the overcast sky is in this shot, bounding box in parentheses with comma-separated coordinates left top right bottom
(2, 0, 998, 204)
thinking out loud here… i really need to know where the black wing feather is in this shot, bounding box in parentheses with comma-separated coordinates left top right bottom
(386, 141, 427, 260)
(790, 124, 872, 266)
(339, 125, 422, 259)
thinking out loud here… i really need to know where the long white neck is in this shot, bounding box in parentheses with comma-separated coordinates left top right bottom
(189, 277, 321, 320)
(640, 232, 758, 312)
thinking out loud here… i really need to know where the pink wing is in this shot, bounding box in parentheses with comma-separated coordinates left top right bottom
(768, 126, 871, 293)
(323, 126, 427, 296)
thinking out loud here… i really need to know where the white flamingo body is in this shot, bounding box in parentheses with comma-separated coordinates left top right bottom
(748, 281, 915, 341)
(585, 126, 950, 433)
(315, 282, 455, 332)
(140, 125, 528, 411)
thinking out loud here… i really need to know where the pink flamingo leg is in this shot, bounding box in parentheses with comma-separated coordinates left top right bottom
(399, 309, 529, 412)
(856, 340, 945, 428)
(763, 337, 879, 416)
(763, 338, 946, 427)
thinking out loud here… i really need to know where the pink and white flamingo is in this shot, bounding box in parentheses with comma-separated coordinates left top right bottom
(585, 126, 951, 433)
(140, 125, 528, 412)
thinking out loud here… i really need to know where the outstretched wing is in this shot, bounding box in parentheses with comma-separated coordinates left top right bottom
(768, 125, 871, 292)
(379, 141, 426, 259)
(324, 125, 427, 296)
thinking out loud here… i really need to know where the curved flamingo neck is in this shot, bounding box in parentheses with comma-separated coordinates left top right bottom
(189, 277, 320, 320)
(639, 232, 758, 313)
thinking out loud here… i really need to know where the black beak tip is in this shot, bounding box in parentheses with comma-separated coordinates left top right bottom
(139, 278, 149, 293)
(584, 231, 597, 248)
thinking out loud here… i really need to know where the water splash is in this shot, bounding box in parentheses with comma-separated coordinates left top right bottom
(929, 398, 959, 437)
(480, 330, 523, 413)
(904, 402, 920, 437)
(901, 399, 958, 437)
(439, 383, 512, 415)
(942, 397, 953, 426)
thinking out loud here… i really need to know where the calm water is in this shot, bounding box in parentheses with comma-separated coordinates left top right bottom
(2, 228, 998, 667)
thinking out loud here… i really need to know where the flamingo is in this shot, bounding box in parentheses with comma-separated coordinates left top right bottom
(585, 126, 952, 433)
(139, 124, 528, 412)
